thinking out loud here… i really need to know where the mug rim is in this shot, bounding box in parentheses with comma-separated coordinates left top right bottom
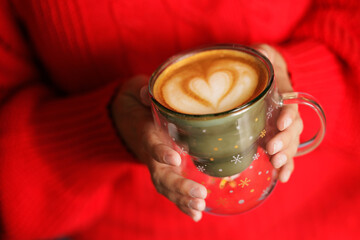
(149, 44, 274, 118)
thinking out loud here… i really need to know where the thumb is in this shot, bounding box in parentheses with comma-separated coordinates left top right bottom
(253, 44, 276, 63)
(121, 75, 151, 106)
(253, 44, 293, 92)
(140, 85, 151, 106)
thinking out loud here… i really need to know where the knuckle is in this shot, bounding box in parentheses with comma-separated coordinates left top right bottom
(152, 143, 174, 164)
(151, 143, 168, 163)
(281, 132, 291, 146)
(177, 203, 191, 216)
(291, 104, 299, 114)
(292, 142, 299, 156)
(174, 177, 188, 194)
(166, 192, 178, 203)
(286, 158, 295, 171)
(283, 105, 297, 116)
(178, 196, 190, 209)
(284, 138, 298, 157)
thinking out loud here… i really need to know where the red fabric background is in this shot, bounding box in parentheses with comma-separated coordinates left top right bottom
(0, 0, 359, 239)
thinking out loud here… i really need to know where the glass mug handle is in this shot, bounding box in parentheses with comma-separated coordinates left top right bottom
(280, 92, 326, 156)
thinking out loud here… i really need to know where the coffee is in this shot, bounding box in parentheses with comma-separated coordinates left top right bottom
(153, 49, 269, 115)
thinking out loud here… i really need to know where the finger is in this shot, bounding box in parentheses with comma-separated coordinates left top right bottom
(254, 44, 275, 63)
(174, 194, 206, 212)
(167, 183, 206, 222)
(181, 199, 205, 222)
(277, 104, 300, 131)
(177, 205, 203, 222)
(278, 156, 295, 183)
(140, 85, 151, 106)
(153, 166, 207, 199)
(122, 75, 148, 94)
(150, 163, 207, 221)
(253, 44, 293, 92)
(266, 116, 303, 155)
(271, 138, 299, 169)
(187, 198, 206, 211)
(143, 128, 181, 166)
(152, 143, 181, 166)
(121, 75, 149, 102)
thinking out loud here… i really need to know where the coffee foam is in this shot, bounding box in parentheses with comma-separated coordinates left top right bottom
(153, 49, 268, 114)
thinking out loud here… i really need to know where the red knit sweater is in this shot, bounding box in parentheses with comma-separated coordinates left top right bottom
(1, 0, 360, 239)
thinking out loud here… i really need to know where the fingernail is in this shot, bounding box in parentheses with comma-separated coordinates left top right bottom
(282, 118, 292, 130)
(164, 154, 181, 166)
(280, 170, 291, 182)
(273, 154, 287, 168)
(189, 187, 207, 199)
(188, 200, 206, 211)
(193, 212, 202, 222)
(272, 141, 283, 154)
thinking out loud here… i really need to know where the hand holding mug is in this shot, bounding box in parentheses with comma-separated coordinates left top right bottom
(149, 44, 325, 215)
(111, 76, 207, 222)
(111, 44, 325, 220)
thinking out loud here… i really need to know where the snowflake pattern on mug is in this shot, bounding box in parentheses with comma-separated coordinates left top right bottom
(231, 154, 243, 164)
(180, 147, 277, 215)
(178, 147, 187, 156)
(197, 165, 206, 173)
(238, 178, 251, 188)
(267, 105, 274, 120)
(253, 152, 260, 161)
(260, 129, 266, 138)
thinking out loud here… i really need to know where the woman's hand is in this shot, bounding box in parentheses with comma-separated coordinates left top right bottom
(111, 45, 302, 222)
(256, 44, 304, 183)
(111, 76, 207, 222)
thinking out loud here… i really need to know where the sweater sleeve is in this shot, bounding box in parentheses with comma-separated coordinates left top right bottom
(0, 2, 134, 239)
(275, 0, 360, 91)
(273, 0, 360, 147)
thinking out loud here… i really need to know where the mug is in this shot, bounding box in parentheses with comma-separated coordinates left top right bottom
(149, 44, 326, 215)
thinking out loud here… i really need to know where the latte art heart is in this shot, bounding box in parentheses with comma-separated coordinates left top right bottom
(162, 59, 259, 114)
(188, 71, 232, 109)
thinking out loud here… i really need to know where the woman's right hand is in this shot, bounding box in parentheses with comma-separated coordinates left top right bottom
(110, 75, 207, 222)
